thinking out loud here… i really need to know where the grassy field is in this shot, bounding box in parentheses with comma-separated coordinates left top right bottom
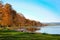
(0, 30, 60, 40)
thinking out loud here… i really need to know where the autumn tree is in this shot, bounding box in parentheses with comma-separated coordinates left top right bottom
(1, 3, 13, 27)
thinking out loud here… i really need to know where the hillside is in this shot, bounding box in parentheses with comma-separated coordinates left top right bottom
(0, 3, 43, 27)
(0, 2, 47, 32)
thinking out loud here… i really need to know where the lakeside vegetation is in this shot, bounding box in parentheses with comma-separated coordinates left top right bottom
(0, 29, 60, 40)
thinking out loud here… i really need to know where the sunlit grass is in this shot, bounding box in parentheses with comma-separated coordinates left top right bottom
(0, 29, 60, 40)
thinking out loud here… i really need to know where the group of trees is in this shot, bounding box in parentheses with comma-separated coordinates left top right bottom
(0, 3, 46, 32)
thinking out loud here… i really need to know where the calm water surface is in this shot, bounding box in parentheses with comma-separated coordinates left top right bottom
(36, 26, 60, 34)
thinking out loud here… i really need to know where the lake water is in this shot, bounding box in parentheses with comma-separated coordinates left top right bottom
(36, 26, 60, 34)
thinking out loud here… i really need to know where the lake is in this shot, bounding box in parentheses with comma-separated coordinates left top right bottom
(36, 26, 60, 34)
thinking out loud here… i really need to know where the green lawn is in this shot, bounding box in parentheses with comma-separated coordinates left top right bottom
(0, 30, 60, 40)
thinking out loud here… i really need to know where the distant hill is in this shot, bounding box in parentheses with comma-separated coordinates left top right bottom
(45, 22, 60, 26)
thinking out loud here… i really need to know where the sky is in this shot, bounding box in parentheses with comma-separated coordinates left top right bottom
(2, 0, 60, 23)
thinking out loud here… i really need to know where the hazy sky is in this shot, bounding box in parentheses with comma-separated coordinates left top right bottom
(2, 0, 60, 23)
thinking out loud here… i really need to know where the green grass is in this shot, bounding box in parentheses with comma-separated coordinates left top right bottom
(0, 30, 60, 40)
